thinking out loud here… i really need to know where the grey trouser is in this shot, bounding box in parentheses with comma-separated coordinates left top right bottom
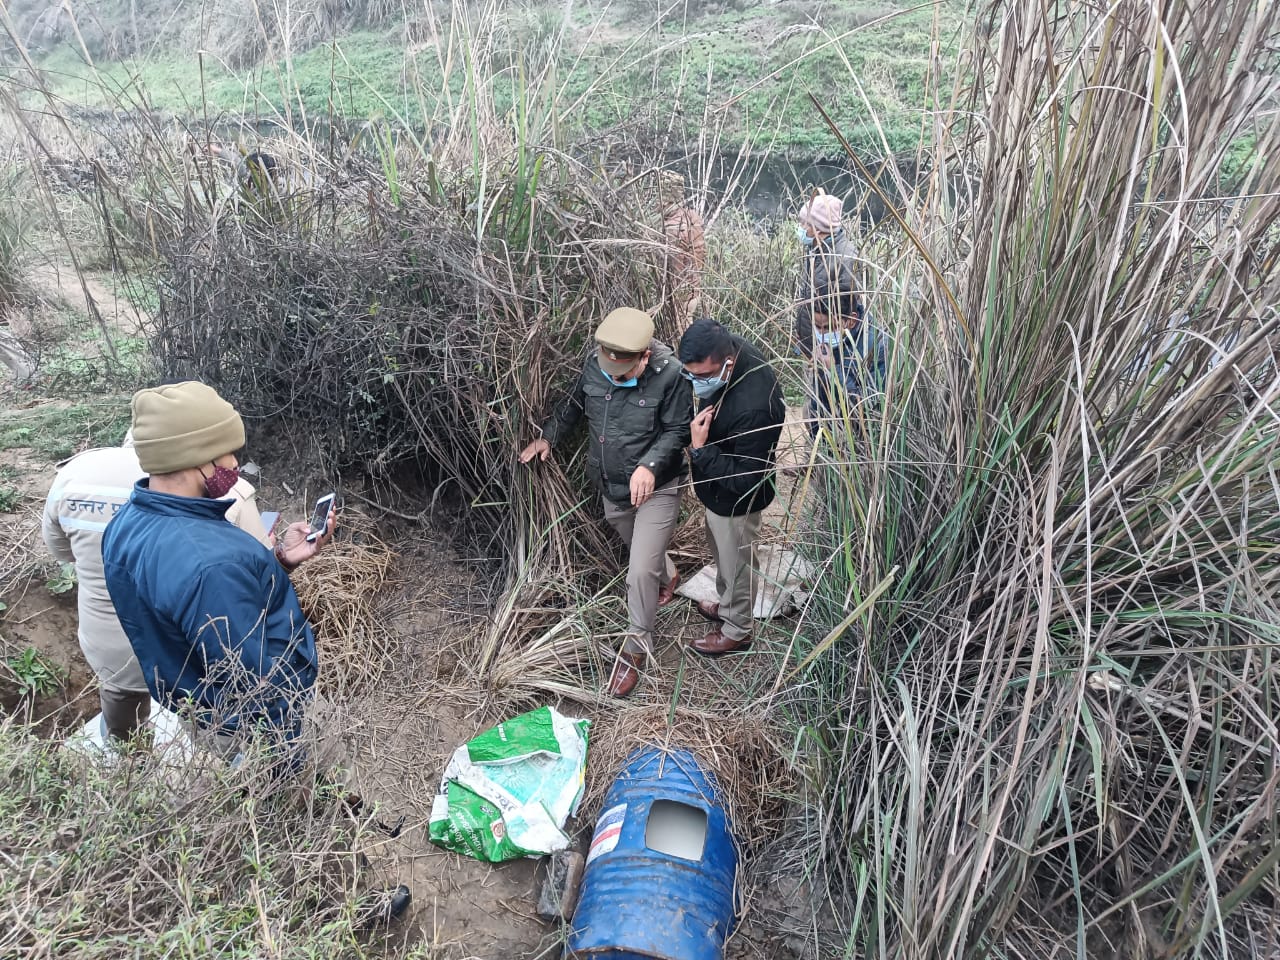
(602, 479, 682, 653)
(100, 686, 151, 741)
(704, 509, 763, 642)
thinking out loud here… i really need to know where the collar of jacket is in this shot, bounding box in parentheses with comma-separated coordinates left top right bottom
(694, 337, 762, 408)
(810, 227, 846, 252)
(130, 479, 235, 520)
(645, 354, 670, 377)
(632, 345, 671, 382)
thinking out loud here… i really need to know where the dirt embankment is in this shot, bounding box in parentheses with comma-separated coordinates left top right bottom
(0, 390, 819, 957)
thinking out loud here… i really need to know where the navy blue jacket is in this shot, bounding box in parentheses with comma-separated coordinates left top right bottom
(812, 318, 887, 413)
(102, 481, 318, 739)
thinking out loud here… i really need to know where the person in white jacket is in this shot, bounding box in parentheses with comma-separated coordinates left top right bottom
(41, 435, 271, 741)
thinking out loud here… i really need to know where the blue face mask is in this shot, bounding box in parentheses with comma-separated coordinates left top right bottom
(692, 378, 724, 399)
(600, 365, 638, 389)
(796, 225, 814, 247)
(815, 329, 844, 348)
(683, 358, 731, 398)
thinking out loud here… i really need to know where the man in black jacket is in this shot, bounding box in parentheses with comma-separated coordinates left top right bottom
(519, 307, 693, 696)
(679, 318, 785, 654)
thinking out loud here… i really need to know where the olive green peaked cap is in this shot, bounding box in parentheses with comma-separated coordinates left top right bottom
(595, 307, 655, 376)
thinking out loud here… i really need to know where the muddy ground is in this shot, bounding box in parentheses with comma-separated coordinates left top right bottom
(0, 368, 822, 959)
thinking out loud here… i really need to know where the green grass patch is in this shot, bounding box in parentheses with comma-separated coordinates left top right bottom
(4, 647, 64, 698)
(0, 399, 131, 460)
(36, 333, 152, 395)
(27, 4, 964, 156)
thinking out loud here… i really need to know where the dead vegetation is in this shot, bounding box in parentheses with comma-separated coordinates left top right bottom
(580, 705, 796, 849)
(0, 0, 1277, 957)
(0, 718, 401, 960)
(293, 510, 402, 699)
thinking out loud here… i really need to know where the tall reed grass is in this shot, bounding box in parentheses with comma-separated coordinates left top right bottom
(5, 1, 1276, 955)
(783, 1, 1280, 955)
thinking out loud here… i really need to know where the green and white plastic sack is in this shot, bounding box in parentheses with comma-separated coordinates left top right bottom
(429, 706, 590, 862)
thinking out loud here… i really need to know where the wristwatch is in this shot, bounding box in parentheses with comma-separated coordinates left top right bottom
(274, 540, 299, 572)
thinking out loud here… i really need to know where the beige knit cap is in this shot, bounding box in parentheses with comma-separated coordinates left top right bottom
(129, 381, 245, 474)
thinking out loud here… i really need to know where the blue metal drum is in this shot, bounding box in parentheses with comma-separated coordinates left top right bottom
(566, 747, 739, 960)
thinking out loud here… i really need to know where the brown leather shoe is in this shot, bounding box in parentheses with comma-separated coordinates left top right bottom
(657, 571, 681, 608)
(692, 628, 752, 657)
(607, 650, 645, 697)
(694, 600, 722, 622)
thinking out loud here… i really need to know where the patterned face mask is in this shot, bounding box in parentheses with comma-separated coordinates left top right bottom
(201, 463, 240, 499)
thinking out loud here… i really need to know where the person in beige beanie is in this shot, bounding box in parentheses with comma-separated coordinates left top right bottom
(101, 381, 336, 761)
(42, 424, 274, 743)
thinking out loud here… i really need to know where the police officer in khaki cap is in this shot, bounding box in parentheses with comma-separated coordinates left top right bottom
(519, 308, 693, 697)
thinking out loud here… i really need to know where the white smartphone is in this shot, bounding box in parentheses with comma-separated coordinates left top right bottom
(305, 493, 335, 543)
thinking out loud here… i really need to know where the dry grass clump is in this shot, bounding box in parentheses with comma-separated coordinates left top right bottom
(580, 704, 796, 849)
(0, 718, 387, 960)
(292, 510, 400, 698)
(3, 0, 405, 66)
(0, 497, 42, 591)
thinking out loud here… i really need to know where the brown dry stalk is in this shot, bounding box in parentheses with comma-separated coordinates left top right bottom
(291, 510, 399, 697)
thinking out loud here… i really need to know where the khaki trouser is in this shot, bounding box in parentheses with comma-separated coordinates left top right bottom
(704, 509, 763, 642)
(99, 685, 151, 741)
(0, 327, 33, 381)
(602, 479, 682, 653)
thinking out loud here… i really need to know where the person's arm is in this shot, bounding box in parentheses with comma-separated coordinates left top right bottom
(690, 409, 783, 500)
(794, 261, 814, 358)
(539, 369, 587, 449)
(41, 485, 75, 564)
(178, 563, 317, 735)
(836, 325, 887, 398)
(637, 372, 694, 474)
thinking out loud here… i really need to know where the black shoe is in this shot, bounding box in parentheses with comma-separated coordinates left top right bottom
(357, 884, 412, 929)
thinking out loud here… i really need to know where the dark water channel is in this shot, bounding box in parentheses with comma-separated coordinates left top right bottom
(135, 110, 911, 226)
(242, 112, 908, 224)
(667, 151, 917, 227)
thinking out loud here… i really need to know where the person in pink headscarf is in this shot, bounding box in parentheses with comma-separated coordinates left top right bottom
(792, 193, 885, 440)
(793, 192, 861, 358)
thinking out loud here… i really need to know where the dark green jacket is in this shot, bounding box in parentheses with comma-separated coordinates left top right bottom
(541, 341, 693, 507)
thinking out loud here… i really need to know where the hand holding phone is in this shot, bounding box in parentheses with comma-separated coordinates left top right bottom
(273, 493, 338, 572)
(306, 493, 336, 543)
